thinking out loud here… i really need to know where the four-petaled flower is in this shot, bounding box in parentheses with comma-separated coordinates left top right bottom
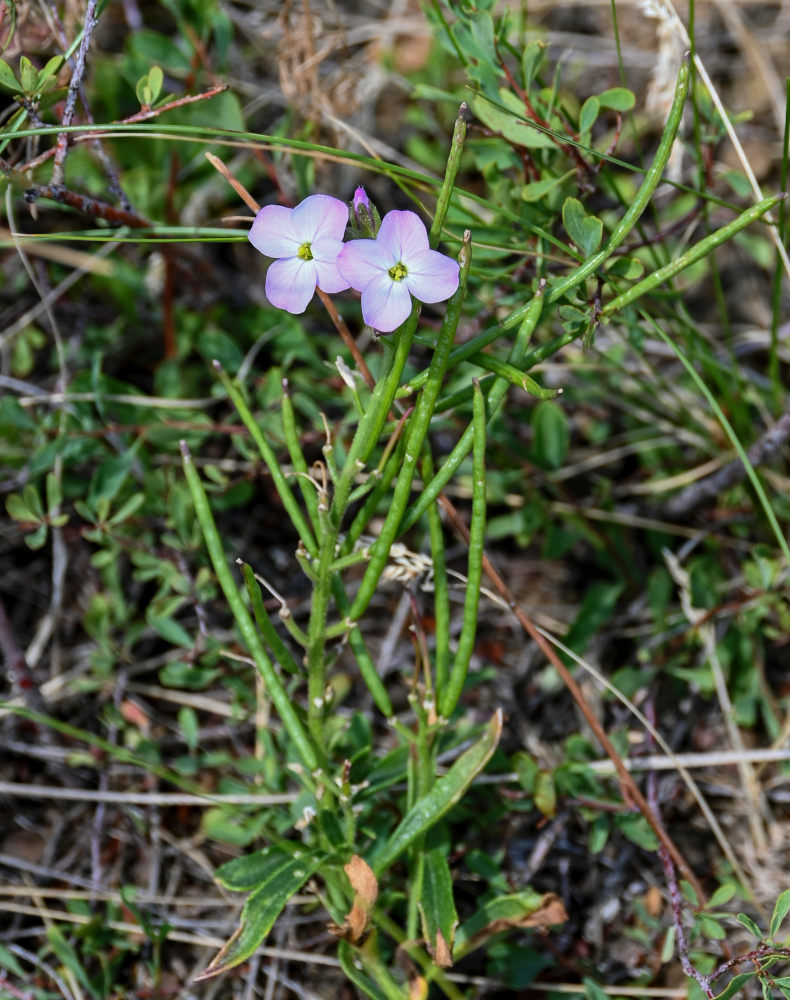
(337, 210, 459, 333)
(248, 194, 350, 314)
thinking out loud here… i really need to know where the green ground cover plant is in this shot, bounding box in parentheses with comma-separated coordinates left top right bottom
(1, 1, 790, 998)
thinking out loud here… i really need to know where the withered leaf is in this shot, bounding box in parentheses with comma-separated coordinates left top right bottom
(327, 855, 379, 943)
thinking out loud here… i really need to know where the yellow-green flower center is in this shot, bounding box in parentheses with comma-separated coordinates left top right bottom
(297, 242, 313, 261)
(388, 261, 408, 282)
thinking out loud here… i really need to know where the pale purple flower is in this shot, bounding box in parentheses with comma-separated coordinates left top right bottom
(337, 210, 459, 333)
(353, 187, 369, 214)
(248, 194, 350, 314)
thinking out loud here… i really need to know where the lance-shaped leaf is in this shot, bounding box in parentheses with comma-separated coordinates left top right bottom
(371, 710, 502, 875)
(196, 849, 325, 979)
(215, 844, 309, 892)
(419, 846, 458, 968)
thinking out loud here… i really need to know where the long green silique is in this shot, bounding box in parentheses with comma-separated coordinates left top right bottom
(399, 284, 545, 534)
(601, 194, 786, 316)
(180, 442, 319, 771)
(212, 362, 318, 558)
(440, 378, 487, 719)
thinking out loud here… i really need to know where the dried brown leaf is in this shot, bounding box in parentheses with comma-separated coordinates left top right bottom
(327, 855, 379, 943)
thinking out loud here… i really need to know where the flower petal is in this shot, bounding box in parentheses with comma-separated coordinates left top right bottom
(248, 205, 300, 258)
(312, 237, 350, 293)
(360, 273, 413, 333)
(291, 194, 349, 243)
(378, 210, 430, 264)
(265, 256, 317, 313)
(337, 239, 392, 291)
(404, 249, 460, 304)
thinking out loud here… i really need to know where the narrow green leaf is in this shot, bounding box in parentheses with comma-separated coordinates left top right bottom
(25, 523, 48, 550)
(47, 926, 97, 998)
(532, 400, 569, 470)
(513, 751, 538, 793)
(148, 65, 163, 103)
(6, 492, 36, 522)
(713, 972, 755, 1000)
(18, 55, 36, 93)
(107, 492, 145, 525)
(470, 91, 556, 149)
(0, 58, 22, 93)
(216, 845, 304, 892)
(562, 196, 603, 258)
(337, 941, 391, 1000)
(708, 883, 737, 908)
(534, 770, 556, 818)
(583, 977, 610, 1000)
(36, 55, 64, 88)
(521, 170, 573, 203)
(88, 447, 138, 507)
(372, 710, 502, 875)
(146, 613, 193, 649)
(0, 943, 26, 978)
(579, 96, 599, 134)
(44, 472, 61, 514)
(196, 851, 325, 979)
(454, 889, 563, 959)
(178, 706, 199, 752)
(735, 913, 763, 941)
(22, 482, 44, 518)
(770, 888, 790, 938)
(419, 847, 458, 967)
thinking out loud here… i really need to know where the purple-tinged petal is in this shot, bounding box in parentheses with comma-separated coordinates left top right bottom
(312, 237, 350, 293)
(337, 239, 391, 291)
(353, 187, 370, 213)
(291, 194, 349, 243)
(378, 210, 430, 264)
(360, 273, 413, 333)
(404, 249, 460, 304)
(248, 205, 300, 258)
(265, 257, 317, 313)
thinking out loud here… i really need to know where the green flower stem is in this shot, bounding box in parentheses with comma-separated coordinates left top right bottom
(213, 363, 318, 558)
(429, 103, 468, 248)
(238, 560, 301, 676)
(422, 447, 450, 700)
(518, 326, 579, 371)
(463, 351, 559, 399)
(539, 58, 690, 310)
(281, 606, 309, 644)
(272, 604, 307, 649)
(364, 913, 468, 1000)
(601, 194, 786, 317)
(399, 284, 545, 534)
(349, 233, 472, 623)
(280, 379, 320, 535)
(180, 441, 319, 772)
(342, 443, 404, 555)
(440, 379, 487, 718)
(331, 578, 393, 717)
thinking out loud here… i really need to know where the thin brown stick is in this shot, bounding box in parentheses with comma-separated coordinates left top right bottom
(51, 0, 100, 186)
(436, 491, 707, 904)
